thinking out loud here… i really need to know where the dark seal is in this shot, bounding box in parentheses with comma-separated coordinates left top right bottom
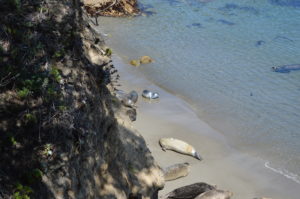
(272, 64, 300, 73)
(162, 182, 216, 199)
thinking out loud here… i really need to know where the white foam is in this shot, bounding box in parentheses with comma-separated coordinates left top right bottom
(265, 161, 300, 184)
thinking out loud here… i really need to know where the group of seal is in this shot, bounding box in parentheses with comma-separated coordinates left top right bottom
(158, 137, 235, 199)
(116, 89, 159, 107)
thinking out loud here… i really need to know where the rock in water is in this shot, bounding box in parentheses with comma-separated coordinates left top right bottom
(195, 190, 233, 199)
(163, 162, 190, 181)
(140, 56, 153, 64)
(162, 182, 216, 199)
(130, 59, 140, 67)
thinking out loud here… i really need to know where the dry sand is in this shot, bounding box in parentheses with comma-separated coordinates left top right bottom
(112, 55, 300, 199)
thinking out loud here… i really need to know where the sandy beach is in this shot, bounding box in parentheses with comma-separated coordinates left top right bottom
(112, 55, 300, 199)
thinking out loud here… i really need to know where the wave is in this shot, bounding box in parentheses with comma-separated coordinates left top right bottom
(265, 161, 300, 184)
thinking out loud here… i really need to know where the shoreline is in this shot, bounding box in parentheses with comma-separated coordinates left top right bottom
(110, 54, 300, 199)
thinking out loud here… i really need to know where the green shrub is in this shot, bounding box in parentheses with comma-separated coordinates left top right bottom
(13, 183, 33, 199)
(24, 113, 37, 124)
(50, 68, 61, 82)
(17, 88, 30, 99)
(105, 48, 112, 56)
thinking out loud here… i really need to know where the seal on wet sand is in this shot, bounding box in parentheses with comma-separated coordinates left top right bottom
(116, 90, 138, 108)
(128, 90, 138, 103)
(161, 182, 216, 199)
(159, 138, 202, 160)
(142, 90, 159, 99)
(195, 190, 233, 199)
(163, 162, 190, 181)
(253, 198, 272, 199)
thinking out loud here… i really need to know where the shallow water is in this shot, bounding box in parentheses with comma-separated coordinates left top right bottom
(97, 0, 300, 186)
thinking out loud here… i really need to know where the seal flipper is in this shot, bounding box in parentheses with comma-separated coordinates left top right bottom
(194, 152, 202, 160)
(162, 146, 166, 152)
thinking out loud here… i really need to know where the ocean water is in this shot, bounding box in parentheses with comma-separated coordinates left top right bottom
(97, 0, 300, 185)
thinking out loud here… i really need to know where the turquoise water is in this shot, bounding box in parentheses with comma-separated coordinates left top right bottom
(97, 0, 300, 185)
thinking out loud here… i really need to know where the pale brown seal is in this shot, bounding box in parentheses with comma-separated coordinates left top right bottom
(195, 190, 233, 199)
(163, 162, 190, 181)
(161, 182, 216, 199)
(159, 138, 202, 160)
(140, 56, 154, 64)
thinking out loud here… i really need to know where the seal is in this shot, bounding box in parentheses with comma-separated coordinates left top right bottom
(161, 182, 216, 199)
(128, 90, 138, 103)
(272, 64, 300, 73)
(116, 90, 138, 108)
(140, 56, 154, 64)
(122, 98, 135, 107)
(195, 190, 233, 199)
(163, 162, 190, 181)
(253, 198, 272, 199)
(159, 138, 202, 160)
(142, 90, 159, 99)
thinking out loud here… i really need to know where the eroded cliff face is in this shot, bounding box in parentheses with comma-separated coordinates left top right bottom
(83, 0, 140, 17)
(0, 0, 163, 198)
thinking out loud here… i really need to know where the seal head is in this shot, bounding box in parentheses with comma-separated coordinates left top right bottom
(193, 150, 203, 160)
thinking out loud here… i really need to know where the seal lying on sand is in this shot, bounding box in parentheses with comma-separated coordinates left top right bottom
(128, 90, 138, 103)
(163, 162, 190, 181)
(161, 182, 216, 199)
(142, 90, 159, 99)
(253, 198, 272, 199)
(159, 138, 202, 160)
(116, 90, 138, 107)
(195, 190, 233, 199)
(272, 64, 300, 73)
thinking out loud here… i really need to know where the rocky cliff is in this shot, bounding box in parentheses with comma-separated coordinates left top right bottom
(83, 0, 140, 17)
(0, 0, 163, 198)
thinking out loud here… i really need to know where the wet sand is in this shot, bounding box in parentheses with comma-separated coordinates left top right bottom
(112, 55, 300, 199)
